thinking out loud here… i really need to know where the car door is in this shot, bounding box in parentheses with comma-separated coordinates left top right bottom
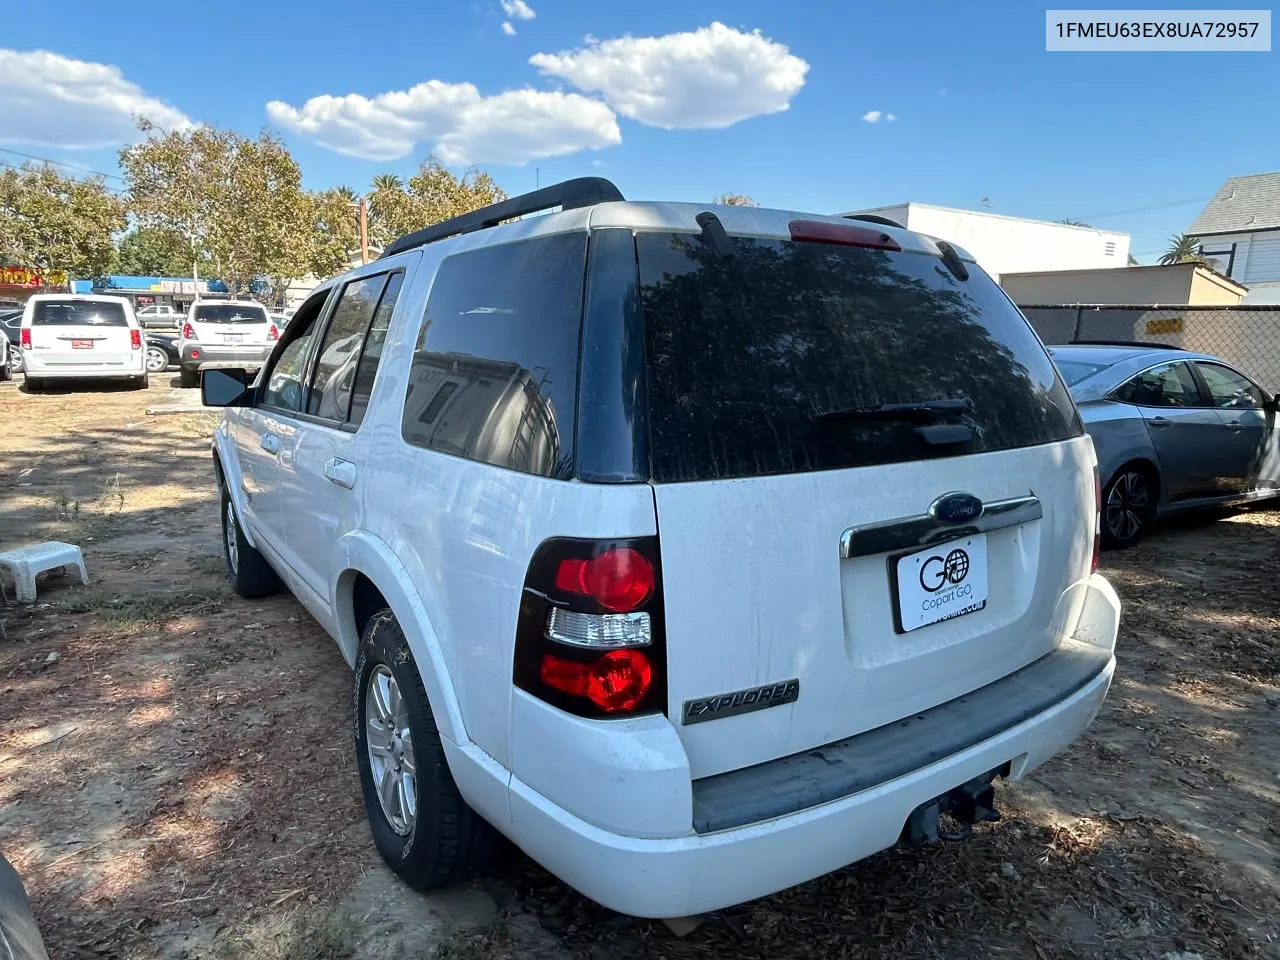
(1192, 360, 1277, 493)
(1113, 360, 1223, 500)
(275, 264, 409, 607)
(235, 291, 331, 559)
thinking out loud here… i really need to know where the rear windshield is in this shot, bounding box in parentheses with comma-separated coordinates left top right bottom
(193, 304, 268, 324)
(636, 233, 1081, 482)
(1052, 357, 1111, 386)
(31, 301, 127, 327)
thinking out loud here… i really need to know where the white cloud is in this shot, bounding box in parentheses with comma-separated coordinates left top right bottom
(530, 21, 808, 129)
(500, 0, 535, 20)
(501, 21, 517, 35)
(267, 81, 619, 165)
(0, 48, 190, 149)
(862, 110, 882, 123)
(886, 113, 897, 122)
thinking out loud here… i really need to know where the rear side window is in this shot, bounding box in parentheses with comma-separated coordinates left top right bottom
(31, 301, 127, 327)
(401, 233, 586, 479)
(636, 233, 1081, 482)
(193, 304, 267, 324)
(348, 273, 404, 427)
(307, 273, 390, 421)
(1113, 362, 1200, 408)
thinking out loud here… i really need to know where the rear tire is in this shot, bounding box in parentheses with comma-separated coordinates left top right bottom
(132, 373, 149, 390)
(0, 350, 11, 382)
(1102, 467, 1154, 549)
(220, 487, 281, 598)
(354, 610, 502, 890)
(180, 367, 198, 389)
(24, 376, 44, 392)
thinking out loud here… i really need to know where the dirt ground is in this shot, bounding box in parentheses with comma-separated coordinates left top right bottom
(1, 375, 1277, 960)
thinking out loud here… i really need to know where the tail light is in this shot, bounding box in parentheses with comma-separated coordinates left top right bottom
(267, 323, 280, 341)
(515, 537, 666, 718)
(789, 219, 902, 251)
(181, 322, 197, 340)
(20, 328, 30, 349)
(130, 329, 142, 350)
(1091, 466, 1102, 573)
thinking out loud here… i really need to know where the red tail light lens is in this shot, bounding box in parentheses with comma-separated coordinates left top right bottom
(267, 323, 280, 341)
(788, 219, 902, 251)
(554, 547, 654, 612)
(130, 329, 142, 350)
(20, 328, 31, 349)
(541, 649, 653, 714)
(181, 322, 197, 340)
(1091, 467, 1102, 573)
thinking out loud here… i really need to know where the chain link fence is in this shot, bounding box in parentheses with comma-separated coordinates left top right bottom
(1021, 304, 1280, 391)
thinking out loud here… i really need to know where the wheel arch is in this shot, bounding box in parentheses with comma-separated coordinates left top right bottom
(211, 433, 259, 550)
(332, 531, 468, 746)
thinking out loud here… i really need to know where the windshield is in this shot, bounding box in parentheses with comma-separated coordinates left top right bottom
(193, 303, 268, 324)
(637, 232, 1081, 482)
(31, 301, 128, 327)
(1052, 358, 1112, 387)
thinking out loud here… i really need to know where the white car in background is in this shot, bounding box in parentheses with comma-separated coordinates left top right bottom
(136, 303, 182, 329)
(19, 294, 148, 391)
(178, 300, 279, 388)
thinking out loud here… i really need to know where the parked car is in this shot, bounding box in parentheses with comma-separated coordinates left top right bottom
(136, 303, 182, 329)
(0, 854, 50, 960)
(178, 300, 278, 388)
(1050, 342, 1280, 547)
(145, 331, 180, 373)
(202, 178, 1119, 920)
(19, 294, 148, 391)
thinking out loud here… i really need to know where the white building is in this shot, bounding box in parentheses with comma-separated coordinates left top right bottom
(1188, 171, 1280, 304)
(840, 202, 1130, 281)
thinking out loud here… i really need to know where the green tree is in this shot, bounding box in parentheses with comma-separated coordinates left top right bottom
(120, 121, 313, 292)
(307, 188, 362, 278)
(368, 160, 506, 245)
(1159, 234, 1207, 266)
(0, 164, 126, 277)
(115, 225, 213, 276)
(714, 193, 758, 207)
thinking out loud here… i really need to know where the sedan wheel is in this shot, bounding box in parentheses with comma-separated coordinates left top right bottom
(146, 345, 170, 372)
(1104, 470, 1151, 548)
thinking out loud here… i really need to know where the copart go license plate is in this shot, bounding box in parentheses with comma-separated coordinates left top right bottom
(894, 535, 988, 632)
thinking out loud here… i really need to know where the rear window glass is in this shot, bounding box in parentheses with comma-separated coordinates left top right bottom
(637, 233, 1081, 482)
(401, 233, 586, 479)
(192, 303, 268, 324)
(31, 301, 127, 327)
(1052, 358, 1111, 386)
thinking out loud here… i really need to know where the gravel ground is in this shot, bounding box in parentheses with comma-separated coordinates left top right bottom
(1, 375, 1277, 959)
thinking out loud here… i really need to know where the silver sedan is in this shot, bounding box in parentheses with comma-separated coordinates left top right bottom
(1050, 343, 1280, 547)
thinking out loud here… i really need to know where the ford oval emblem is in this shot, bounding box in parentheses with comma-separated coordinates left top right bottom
(931, 492, 984, 525)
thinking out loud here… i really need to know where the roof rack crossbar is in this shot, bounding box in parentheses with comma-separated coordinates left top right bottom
(380, 177, 624, 259)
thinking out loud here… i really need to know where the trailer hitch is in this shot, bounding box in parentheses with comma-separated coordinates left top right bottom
(902, 769, 1003, 845)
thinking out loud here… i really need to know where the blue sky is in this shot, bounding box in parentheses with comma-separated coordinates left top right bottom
(2, 1, 1276, 261)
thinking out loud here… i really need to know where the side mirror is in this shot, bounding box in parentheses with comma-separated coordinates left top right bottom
(201, 367, 252, 407)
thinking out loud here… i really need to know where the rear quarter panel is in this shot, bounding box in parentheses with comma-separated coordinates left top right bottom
(1079, 400, 1164, 504)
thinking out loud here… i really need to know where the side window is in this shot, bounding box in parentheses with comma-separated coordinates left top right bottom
(307, 274, 390, 421)
(1195, 362, 1264, 409)
(401, 233, 587, 478)
(261, 292, 328, 412)
(1113, 362, 1200, 408)
(348, 273, 404, 427)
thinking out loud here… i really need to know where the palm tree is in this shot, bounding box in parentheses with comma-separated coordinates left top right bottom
(1057, 218, 1091, 227)
(334, 185, 359, 204)
(371, 173, 403, 193)
(1159, 233, 1207, 266)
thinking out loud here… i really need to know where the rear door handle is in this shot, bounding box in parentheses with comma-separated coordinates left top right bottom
(1225, 419, 1244, 431)
(324, 458, 357, 490)
(1147, 416, 1171, 429)
(259, 433, 281, 455)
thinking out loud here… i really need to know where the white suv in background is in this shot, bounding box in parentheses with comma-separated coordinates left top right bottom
(19, 294, 148, 391)
(178, 299, 278, 388)
(202, 179, 1121, 920)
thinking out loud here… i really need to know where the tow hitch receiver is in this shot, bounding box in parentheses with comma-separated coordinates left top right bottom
(902, 769, 1003, 845)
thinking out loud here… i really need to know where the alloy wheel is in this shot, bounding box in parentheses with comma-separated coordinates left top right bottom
(365, 665, 418, 836)
(1106, 471, 1149, 542)
(224, 500, 240, 575)
(146, 346, 169, 372)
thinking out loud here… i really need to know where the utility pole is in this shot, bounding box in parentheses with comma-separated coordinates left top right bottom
(359, 198, 370, 265)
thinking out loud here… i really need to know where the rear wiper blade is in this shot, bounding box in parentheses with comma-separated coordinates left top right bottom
(813, 398, 973, 422)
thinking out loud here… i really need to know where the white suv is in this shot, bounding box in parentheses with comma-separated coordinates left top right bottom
(179, 299, 277, 388)
(19, 294, 148, 391)
(203, 179, 1120, 919)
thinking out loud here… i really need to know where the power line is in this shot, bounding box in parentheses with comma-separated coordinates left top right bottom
(1071, 196, 1211, 222)
(0, 146, 125, 182)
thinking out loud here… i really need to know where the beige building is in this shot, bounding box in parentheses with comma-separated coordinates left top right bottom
(1001, 263, 1247, 307)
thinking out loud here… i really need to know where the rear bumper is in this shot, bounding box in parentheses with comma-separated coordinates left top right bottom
(20, 351, 145, 378)
(460, 574, 1121, 918)
(180, 344, 271, 370)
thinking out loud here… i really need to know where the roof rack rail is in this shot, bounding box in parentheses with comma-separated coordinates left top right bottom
(380, 177, 625, 259)
(1067, 339, 1182, 350)
(844, 213, 905, 229)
